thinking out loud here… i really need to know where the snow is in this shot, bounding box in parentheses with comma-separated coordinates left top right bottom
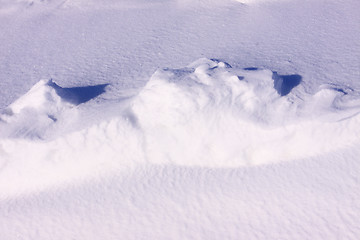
(0, 0, 360, 239)
(132, 58, 360, 167)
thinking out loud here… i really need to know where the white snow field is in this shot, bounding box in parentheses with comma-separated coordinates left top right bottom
(0, 0, 360, 239)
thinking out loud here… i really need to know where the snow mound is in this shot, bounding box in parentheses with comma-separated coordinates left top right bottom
(131, 58, 360, 167)
(1, 58, 360, 197)
(0, 79, 107, 139)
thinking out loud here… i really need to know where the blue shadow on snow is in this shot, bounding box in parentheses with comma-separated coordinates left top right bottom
(47, 80, 109, 105)
(272, 72, 302, 96)
(242, 66, 302, 96)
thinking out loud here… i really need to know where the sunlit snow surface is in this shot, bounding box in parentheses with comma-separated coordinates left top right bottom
(0, 0, 360, 239)
(1, 57, 360, 197)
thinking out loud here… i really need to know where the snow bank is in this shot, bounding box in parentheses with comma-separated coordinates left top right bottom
(132, 58, 360, 167)
(1, 58, 360, 197)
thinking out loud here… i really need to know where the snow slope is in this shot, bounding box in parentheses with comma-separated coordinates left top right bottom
(0, 0, 360, 239)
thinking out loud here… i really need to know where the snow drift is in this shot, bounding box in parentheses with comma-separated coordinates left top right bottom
(1, 58, 360, 197)
(0, 79, 107, 139)
(132, 58, 360, 166)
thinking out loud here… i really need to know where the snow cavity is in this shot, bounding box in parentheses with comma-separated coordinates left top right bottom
(1, 58, 360, 197)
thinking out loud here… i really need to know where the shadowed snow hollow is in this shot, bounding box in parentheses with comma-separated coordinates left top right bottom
(1, 58, 360, 197)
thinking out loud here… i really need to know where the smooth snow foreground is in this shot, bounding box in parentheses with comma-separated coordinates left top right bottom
(1, 58, 360, 197)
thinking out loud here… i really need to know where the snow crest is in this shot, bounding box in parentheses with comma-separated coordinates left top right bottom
(1, 58, 360, 197)
(0, 79, 76, 139)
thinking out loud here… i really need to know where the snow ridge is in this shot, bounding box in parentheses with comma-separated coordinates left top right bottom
(132, 58, 360, 167)
(1, 58, 360, 197)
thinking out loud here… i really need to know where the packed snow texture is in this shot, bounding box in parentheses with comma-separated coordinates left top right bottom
(0, 0, 360, 239)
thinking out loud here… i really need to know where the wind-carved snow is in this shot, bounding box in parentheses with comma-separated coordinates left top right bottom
(0, 79, 108, 139)
(132, 58, 360, 167)
(1, 58, 360, 197)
